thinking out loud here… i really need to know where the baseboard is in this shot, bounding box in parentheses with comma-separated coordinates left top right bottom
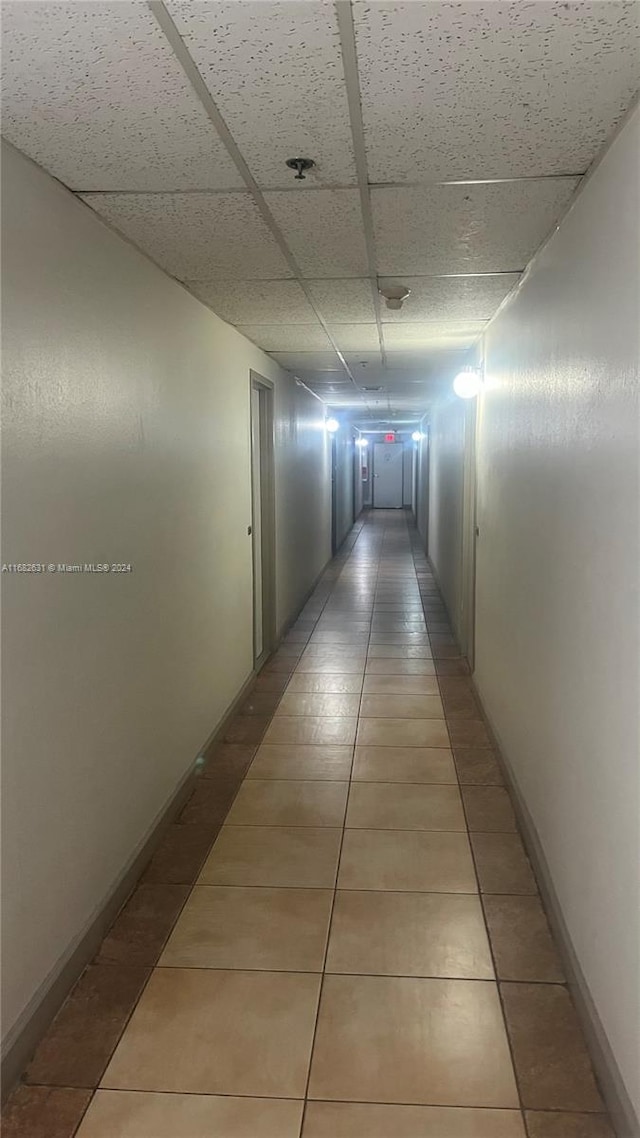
(0, 758, 196, 1101)
(471, 676, 639, 1138)
(1, 666, 257, 1103)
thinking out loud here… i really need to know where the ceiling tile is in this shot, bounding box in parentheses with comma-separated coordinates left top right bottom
(354, 0, 640, 180)
(372, 180, 580, 275)
(238, 325, 331, 352)
(168, 0, 356, 189)
(184, 280, 317, 324)
(384, 353, 472, 380)
(328, 325, 381, 352)
(270, 351, 345, 372)
(383, 322, 486, 351)
(378, 274, 520, 322)
(1, 3, 243, 191)
(306, 279, 377, 323)
(79, 193, 292, 281)
(265, 190, 370, 278)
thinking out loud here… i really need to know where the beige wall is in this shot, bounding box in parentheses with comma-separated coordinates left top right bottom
(0, 142, 331, 1049)
(424, 107, 639, 1118)
(475, 106, 639, 1119)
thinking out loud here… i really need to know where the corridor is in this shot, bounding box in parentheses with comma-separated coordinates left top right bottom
(4, 512, 613, 1138)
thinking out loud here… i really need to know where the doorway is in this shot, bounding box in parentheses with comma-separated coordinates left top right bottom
(250, 372, 276, 669)
(373, 442, 404, 508)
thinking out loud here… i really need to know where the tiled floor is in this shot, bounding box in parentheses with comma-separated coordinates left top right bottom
(3, 512, 615, 1138)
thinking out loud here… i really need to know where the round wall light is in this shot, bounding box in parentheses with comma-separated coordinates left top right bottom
(325, 417, 340, 433)
(411, 430, 425, 442)
(453, 368, 482, 399)
(355, 436, 369, 448)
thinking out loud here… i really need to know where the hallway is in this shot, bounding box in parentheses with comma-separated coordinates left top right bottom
(4, 512, 613, 1138)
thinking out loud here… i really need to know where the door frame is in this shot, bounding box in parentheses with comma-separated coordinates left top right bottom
(249, 371, 276, 669)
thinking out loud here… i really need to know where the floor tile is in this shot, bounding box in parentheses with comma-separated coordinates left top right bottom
(1, 1086, 92, 1138)
(366, 657, 436, 674)
(448, 719, 493, 747)
(524, 1112, 615, 1137)
(285, 673, 363, 693)
(238, 691, 283, 716)
(297, 657, 365, 674)
(353, 745, 457, 783)
(96, 884, 189, 966)
(176, 782, 235, 829)
(338, 829, 477, 892)
(436, 659, 471, 676)
(308, 974, 518, 1106)
(326, 890, 493, 978)
(199, 826, 342, 887)
(201, 742, 257, 780)
(160, 885, 333, 971)
(367, 644, 432, 658)
(369, 633, 431, 643)
(77, 1091, 303, 1138)
(346, 782, 466, 831)
(276, 692, 361, 717)
(249, 743, 353, 781)
(102, 968, 321, 1097)
(224, 715, 272, 743)
(309, 632, 370, 644)
(254, 671, 292, 692)
(142, 825, 215, 885)
(363, 674, 439, 695)
(357, 717, 449, 748)
(303, 1102, 525, 1137)
(453, 746, 504, 785)
(263, 716, 357, 745)
(226, 780, 348, 827)
(471, 833, 538, 894)
(360, 693, 444, 718)
(483, 895, 565, 982)
(462, 786, 517, 831)
(500, 983, 604, 1111)
(25, 965, 150, 1088)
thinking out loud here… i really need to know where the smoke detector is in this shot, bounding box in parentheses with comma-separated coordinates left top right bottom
(379, 284, 411, 311)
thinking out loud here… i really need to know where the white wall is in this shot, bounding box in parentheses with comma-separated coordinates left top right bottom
(426, 397, 466, 638)
(0, 142, 331, 1049)
(474, 108, 639, 1117)
(333, 428, 355, 550)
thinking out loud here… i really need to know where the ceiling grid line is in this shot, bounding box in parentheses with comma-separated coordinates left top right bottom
(147, 0, 363, 398)
(335, 0, 387, 368)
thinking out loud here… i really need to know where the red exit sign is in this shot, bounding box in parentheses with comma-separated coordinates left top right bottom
(384, 433, 396, 442)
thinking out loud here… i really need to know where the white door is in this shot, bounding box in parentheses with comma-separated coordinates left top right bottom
(373, 443, 404, 507)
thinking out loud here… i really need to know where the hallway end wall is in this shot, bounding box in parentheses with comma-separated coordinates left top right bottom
(0, 143, 331, 1062)
(475, 108, 639, 1124)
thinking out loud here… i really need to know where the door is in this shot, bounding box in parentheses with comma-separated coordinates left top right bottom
(373, 442, 404, 508)
(250, 374, 275, 668)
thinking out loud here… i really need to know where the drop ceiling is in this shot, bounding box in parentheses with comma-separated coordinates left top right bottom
(3, 1, 639, 425)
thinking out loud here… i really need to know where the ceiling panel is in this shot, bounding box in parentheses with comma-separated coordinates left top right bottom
(384, 350, 471, 373)
(383, 322, 486, 351)
(79, 192, 292, 281)
(378, 274, 520, 322)
(168, 0, 356, 189)
(1, 2, 243, 191)
(372, 180, 580, 275)
(265, 190, 370, 278)
(306, 279, 376, 323)
(354, 0, 640, 180)
(184, 280, 317, 324)
(328, 325, 381, 352)
(238, 325, 331, 352)
(270, 351, 344, 372)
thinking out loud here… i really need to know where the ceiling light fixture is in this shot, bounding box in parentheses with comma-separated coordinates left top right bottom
(379, 284, 411, 311)
(453, 367, 482, 399)
(355, 437, 369, 448)
(285, 157, 315, 180)
(325, 417, 340, 433)
(411, 430, 425, 442)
